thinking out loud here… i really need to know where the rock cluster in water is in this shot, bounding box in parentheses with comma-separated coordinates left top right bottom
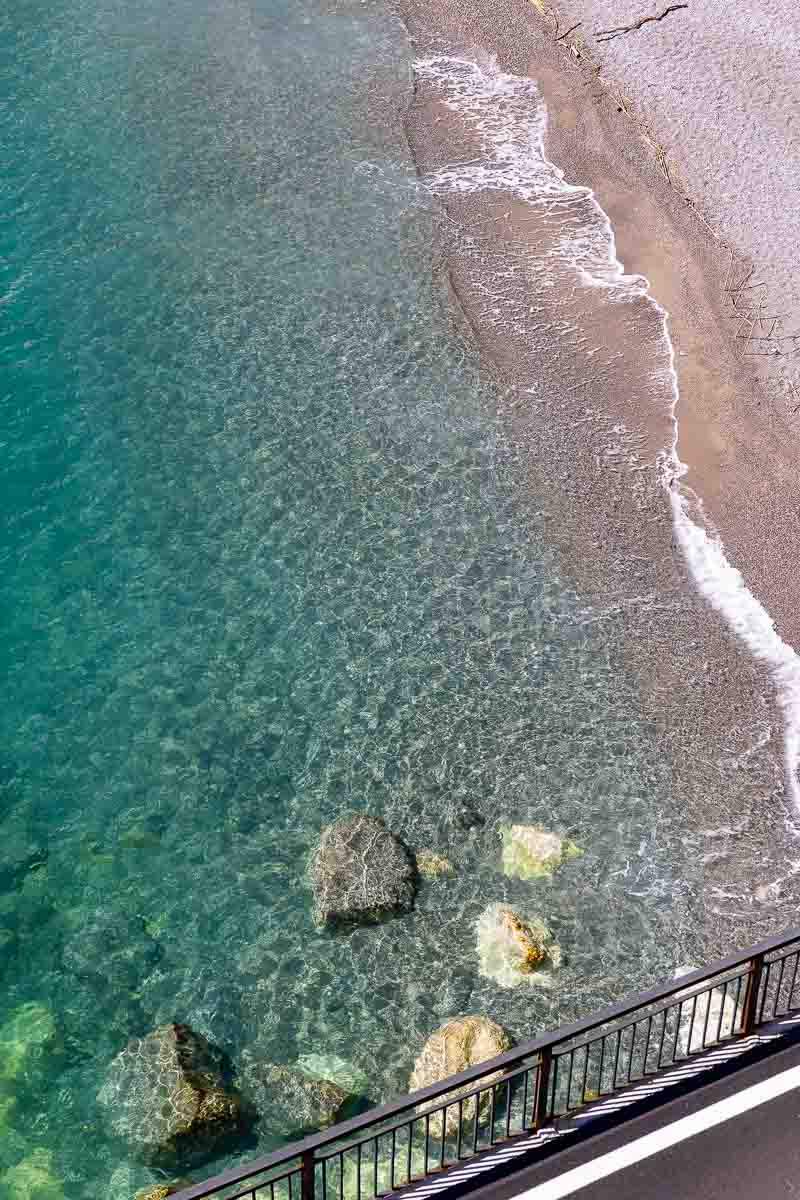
(85, 815, 584, 1191)
(408, 1015, 513, 1136)
(309, 813, 417, 927)
(97, 1024, 244, 1167)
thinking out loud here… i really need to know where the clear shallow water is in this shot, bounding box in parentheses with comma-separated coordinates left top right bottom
(0, 0, 786, 1195)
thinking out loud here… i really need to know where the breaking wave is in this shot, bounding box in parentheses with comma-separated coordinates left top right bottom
(414, 53, 800, 811)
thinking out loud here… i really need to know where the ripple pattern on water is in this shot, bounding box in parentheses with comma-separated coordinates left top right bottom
(0, 0, 727, 1194)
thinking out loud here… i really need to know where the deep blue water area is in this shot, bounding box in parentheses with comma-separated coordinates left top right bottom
(0, 0, 733, 1194)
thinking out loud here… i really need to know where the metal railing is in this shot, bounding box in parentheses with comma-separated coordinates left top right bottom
(172, 927, 800, 1200)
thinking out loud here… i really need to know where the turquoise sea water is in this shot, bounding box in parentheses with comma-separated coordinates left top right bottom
(0, 0, 779, 1195)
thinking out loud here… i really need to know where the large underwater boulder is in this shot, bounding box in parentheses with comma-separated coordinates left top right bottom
(408, 1016, 513, 1136)
(476, 904, 561, 989)
(500, 825, 582, 880)
(238, 1056, 348, 1136)
(310, 814, 416, 927)
(97, 1024, 244, 1167)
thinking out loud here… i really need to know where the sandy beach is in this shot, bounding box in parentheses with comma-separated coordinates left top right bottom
(392, 0, 800, 947)
(396, 0, 800, 641)
(531, 0, 800, 653)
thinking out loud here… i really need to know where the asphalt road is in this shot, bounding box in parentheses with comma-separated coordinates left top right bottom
(470, 1036, 800, 1200)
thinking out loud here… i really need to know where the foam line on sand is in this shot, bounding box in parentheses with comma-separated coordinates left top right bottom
(413, 53, 800, 811)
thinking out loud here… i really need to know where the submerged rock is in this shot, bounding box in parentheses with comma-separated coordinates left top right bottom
(309, 814, 416, 927)
(133, 1181, 191, 1200)
(0, 1149, 64, 1200)
(408, 1015, 513, 1136)
(238, 1056, 348, 1136)
(500, 824, 582, 880)
(0, 1094, 27, 1171)
(417, 854, 453, 883)
(415, 850, 455, 879)
(476, 904, 561, 989)
(0, 1002, 56, 1084)
(97, 1023, 244, 1167)
(106, 1165, 153, 1200)
(0, 837, 48, 894)
(452, 804, 484, 831)
(295, 1053, 369, 1097)
(119, 829, 163, 851)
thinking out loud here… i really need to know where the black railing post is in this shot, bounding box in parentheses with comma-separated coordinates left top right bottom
(532, 1046, 553, 1130)
(741, 953, 765, 1035)
(301, 1149, 316, 1200)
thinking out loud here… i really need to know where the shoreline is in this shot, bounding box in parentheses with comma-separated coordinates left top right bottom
(522, 30, 800, 813)
(393, 0, 800, 945)
(528, 36, 800, 650)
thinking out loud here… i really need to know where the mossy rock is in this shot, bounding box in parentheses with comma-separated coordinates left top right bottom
(414, 850, 454, 879)
(500, 825, 582, 880)
(0, 1094, 28, 1170)
(476, 904, 561, 989)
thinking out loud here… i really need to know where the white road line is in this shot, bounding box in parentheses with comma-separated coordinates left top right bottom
(512, 1063, 800, 1200)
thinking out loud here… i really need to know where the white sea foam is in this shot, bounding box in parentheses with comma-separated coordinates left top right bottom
(414, 54, 800, 811)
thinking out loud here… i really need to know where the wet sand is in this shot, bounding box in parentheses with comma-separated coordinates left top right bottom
(396, 0, 800, 642)
(393, 0, 800, 953)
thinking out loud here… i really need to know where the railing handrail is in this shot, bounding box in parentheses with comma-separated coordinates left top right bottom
(169, 924, 800, 1200)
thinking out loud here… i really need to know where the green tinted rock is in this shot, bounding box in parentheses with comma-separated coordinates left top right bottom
(500, 825, 582, 880)
(0, 1149, 64, 1200)
(295, 1054, 369, 1097)
(0, 1003, 56, 1083)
